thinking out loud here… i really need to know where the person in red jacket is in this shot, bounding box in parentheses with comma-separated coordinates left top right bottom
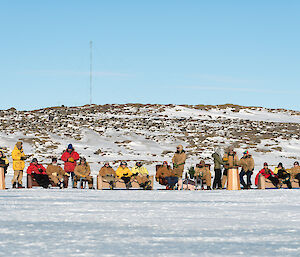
(27, 158, 50, 188)
(255, 162, 279, 188)
(61, 144, 80, 188)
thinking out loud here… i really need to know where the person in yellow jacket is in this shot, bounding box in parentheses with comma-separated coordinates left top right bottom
(116, 161, 132, 189)
(11, 142, 30, 188)
(73, 157, 93, 189)
(131, 161, 151, 189)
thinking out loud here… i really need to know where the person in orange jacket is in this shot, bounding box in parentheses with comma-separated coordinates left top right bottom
(239, 150, 255, 189)
(289, 161, 300, 187)
(222, 147, 239, 188)
(73, 157, 93, 189)
(61, 144, 80, 188)
(46, 157, 65, 189)
(156, 161, 178, 189)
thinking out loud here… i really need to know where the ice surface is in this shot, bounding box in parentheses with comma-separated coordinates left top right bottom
(0, 189, 299, 256)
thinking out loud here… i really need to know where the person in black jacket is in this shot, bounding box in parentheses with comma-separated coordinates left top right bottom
(0, 149, 9, 176)
(276, 163, 292, 189)
(212, 148, 225, 189)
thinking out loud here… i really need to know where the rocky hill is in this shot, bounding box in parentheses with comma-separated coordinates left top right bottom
(1, 103, 300, 175)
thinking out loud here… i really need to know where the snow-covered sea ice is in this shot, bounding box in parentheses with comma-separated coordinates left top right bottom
(0, 189, 299, 256)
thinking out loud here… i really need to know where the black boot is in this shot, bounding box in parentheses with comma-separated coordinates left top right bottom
(145, 184, 152, 190)
(207, 186, 212, 190)
(241, 182, 247, 189)
(125, 182, 132, 189)
(58, 181, 64, 189)
(17, 183, 24, 188)
(287, 181, 292, 189)
(12, 182, 16, 188)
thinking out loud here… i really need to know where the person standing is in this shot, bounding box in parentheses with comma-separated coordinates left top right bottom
(12, 141, 29, 188)
(0, 149, 9, 177)
(239, 150, 255, 189)
(172, 145, 187, 178)
(222, 147, 239, 188)
(61, 144, 80, 188)
(212, 148, 225, 189)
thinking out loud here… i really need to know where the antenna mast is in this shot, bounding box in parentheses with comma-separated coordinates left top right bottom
(89, 40, 93, 105)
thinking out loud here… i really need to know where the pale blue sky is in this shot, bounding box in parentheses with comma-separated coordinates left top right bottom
(0, 0, 299, 110)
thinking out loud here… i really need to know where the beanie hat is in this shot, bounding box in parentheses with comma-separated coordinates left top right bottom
(263, 162, 268, 166)
(32, 158, 38, 163)
(243, 150, 249, 155)
(177, 145, 183, 151)
(52, 157, 57, 163)
(163, 161, 168, 165)
(67, 144, 73, 150)
(215, 147, 221, 155)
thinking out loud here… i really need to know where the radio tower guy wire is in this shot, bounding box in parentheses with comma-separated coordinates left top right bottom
(90, 40, 93, 105)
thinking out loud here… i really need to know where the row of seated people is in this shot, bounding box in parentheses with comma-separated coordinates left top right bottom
(98, 161, 152, 189)
(26, 157, 152, 189)
(155, 160, 212, 190)
(1, 142, 186, 189)
(255, 161, 300, 189)
(213, 148, 300, 189)
(15, 155, 300, 190)
(27, 157, 92, 189)
(156, 160, 300, 190)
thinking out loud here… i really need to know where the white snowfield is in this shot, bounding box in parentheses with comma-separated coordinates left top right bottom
(164, 105, 300, 123)
(0, 189, 299, 257)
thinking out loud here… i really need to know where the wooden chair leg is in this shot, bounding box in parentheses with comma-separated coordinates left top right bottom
(27, 174, 33, 188)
